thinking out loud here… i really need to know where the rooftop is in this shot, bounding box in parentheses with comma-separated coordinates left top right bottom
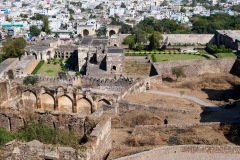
(0, 58, 17, 74)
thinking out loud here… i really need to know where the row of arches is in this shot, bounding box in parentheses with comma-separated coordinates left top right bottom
(25, 51, 52, 61)
(82, 29, 116, 37)
(22, 91, 111, 114)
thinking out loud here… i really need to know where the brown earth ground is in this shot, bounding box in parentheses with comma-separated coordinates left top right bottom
(123, 60, 151, 77)
(151, 73, 240, 106)
(105, 73, 240, 159)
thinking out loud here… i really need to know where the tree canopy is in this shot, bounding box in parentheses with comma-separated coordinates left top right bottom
(96, 25, 107, 36)
(30, 25, 41, 36)
(149, 31, 163, 50)
(2, 37, 27, 59)
(191, 13, 240, 33)
(42, 17, 51, 34)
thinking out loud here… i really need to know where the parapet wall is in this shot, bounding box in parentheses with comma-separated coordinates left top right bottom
(0, 111, 85, 135)
(13, 75, 133, 91)
(117, 145, 240, 160)
(121, 78, 148, 100)
(118, 101, 199, 115)
(153, 58, 236, 77)
(87, 118, 112, 160)
(230, 58, 240, 77)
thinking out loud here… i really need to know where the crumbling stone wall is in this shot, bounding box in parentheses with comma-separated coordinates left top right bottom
(121, 78, 148, 100)
(118, 101, 198, 115)
(87, 119, 112, 160)
(1, 140, 87, 160)
(0, 111, 85, 136)
(153, 58, 236, 77)
(0, 119, 112, 160)
(0, 81, 8, 104)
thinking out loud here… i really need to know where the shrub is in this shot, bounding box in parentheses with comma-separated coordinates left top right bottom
(32, 60, 44, 74)
(16, 123, 80, 148)
(151, 55, 157, 62)
(0, 127, 15, 148)
(172, 67, 186, 81)
(23, 76, 39, 85)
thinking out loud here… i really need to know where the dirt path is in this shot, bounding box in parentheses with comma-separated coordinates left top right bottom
(147, 90, 216, 107)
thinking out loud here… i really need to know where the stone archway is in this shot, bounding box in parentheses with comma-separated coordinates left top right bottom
(109, 30, 116, 37)
(32, 52, 37, 59)
(22, 90, 37, 110)
(40, 93, 55, 110)
(77, 98, 92, 114)
(83, 29, 89, 36)
(58, 95, 73, 112)
(46, 51, 51, 60)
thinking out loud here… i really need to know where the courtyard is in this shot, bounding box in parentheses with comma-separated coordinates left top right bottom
(36, 63, 62, 76)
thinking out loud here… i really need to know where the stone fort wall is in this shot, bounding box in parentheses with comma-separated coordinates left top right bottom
(117, 145, 240, 160)
(153, 58, 236, 77)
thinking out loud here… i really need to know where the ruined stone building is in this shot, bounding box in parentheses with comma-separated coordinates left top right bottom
(78, 36, 124, 77)
(25, 39, 78, 61)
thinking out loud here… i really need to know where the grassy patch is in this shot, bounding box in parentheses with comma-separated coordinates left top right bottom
(32, 60, 44, 75)
(152, 54, 206, 62)
(216, 53, 237, 58)
(36, 63, 62, 76)
(0, 127, 15, 149)
(0, 123, 82, 149)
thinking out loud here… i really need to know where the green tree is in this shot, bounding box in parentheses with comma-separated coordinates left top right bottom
(97, 25, 107, 36)
(180, 7, 186, 13)
(149, 31, 163, 50)
(69, 14, 74, 20)
(95, 3, 103, 9)
(77, 34, 82, 38)
(122, 35, 135, 49)
(42, 17, 51, 34)
(68, 8, 75, 14)
(121, 2, 126, 8)
(119, 24, 133, 34)
(136, 44, 144, 51)
(134, 30, 148, 44)
(232, 4, 240, 12)
(2, 37, 27, 59)
(172, 67, 186, 81)
(54, 33, 59, 38)
(30, 25, 41, 36)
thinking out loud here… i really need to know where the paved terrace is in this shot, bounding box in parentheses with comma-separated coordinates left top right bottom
(116, 145, 240, 160)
